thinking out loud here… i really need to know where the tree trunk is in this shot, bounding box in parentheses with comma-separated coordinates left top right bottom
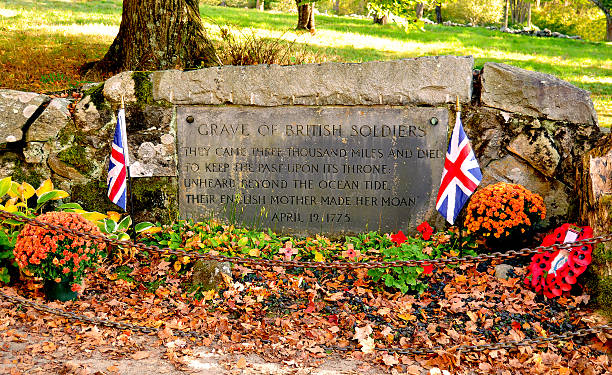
(296, 0, 315, 32)
(88, 0, 216, 75)
(435, 2, 442, 23)
(416, 2, 424, 19)
(527, 2, 531, 28)
(503, 0, 509, 28)
(373, 14, 388, 24)
(256, 0, 264, 11)
(333, 0, 340, 14)
(608, 15, 612, 41)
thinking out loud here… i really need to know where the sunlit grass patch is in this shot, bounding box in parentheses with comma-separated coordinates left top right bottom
(0, 0, 610, 126)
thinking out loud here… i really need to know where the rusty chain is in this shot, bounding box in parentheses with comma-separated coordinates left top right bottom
(1, 209, 611, 270)
(1, 288, 610, 356)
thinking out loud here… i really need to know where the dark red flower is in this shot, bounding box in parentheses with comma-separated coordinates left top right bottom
(391, 230, 407, 246)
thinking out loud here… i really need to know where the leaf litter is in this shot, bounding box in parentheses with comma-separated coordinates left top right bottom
(0, 249, 610, 374)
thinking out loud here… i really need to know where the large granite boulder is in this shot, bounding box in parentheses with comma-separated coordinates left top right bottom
(481, 63, 598, 125)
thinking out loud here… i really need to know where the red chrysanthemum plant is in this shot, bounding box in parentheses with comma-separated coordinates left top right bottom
(13, 211, 107, 292)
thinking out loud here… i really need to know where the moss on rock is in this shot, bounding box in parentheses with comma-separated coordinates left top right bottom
(132, 71, 154, 106)
(131, 176, 178, 224)
(71, 180, 118, 213)
(82, 82, 108, 110)
(57, 145, 94, 175)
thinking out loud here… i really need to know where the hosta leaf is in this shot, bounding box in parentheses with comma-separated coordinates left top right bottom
(36, 179, 53, 196)
(0, 177, 11, 198)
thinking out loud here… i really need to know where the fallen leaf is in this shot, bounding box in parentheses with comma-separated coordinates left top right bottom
(236, 356, 247, 369)
(382, 353, 398, 366)
(132, 351, 151, 360)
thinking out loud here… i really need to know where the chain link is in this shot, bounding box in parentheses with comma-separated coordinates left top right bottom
(2, 209, 611, 270)
(1, 289, 610, 356)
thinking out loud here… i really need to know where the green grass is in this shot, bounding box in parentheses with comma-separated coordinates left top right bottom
(0, 0, 610, 125)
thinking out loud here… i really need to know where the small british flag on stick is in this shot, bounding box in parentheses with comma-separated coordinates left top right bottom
(435, 98, 482, 225)
(107, 99, 130, 211)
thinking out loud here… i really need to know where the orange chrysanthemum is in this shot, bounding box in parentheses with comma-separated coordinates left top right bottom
(464, 182, 546, 241)
(13, 212, 106, 284)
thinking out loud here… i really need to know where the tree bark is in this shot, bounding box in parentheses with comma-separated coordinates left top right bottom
(416, 2, 424, 19)
(296, 0, 315, 31)
(88, 0, 216, 75)
(527, 2, 531, 28)
(435, 2, 442, 23)
(333, 0, 340, 14)
(503, 0, 509, 28)
(256, 0, 264, 11)
(588, 0, 611, 41)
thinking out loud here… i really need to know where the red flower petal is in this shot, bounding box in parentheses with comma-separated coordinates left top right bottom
(391, 230, 407, 246)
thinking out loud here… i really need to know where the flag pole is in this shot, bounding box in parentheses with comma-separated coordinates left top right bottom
(121, 96, 135, 217)
(456, 95, 464, 253)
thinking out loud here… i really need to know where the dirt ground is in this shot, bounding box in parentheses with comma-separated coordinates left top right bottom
(0, 318, 401, 375)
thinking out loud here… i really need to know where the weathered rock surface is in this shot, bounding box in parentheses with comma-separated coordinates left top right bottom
(191, 260, 232, 291)
(494, 264, 515, 280)
(506, 131, 560, 177)
(74, 95, 106, 132)
(482, 154, 570, 226)
(152, 56, 474, 106)
(26, 98, 71, 142)
(481, 63, 598, 125)
(0, 90, 49, 143)
(47, 154, 87, 184)
(24, 142, 49, 164)
(103, 71, 137, 104)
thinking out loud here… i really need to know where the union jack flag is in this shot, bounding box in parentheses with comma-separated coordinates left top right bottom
(107, 108, 129, 211)
(435, 112, 482, 225)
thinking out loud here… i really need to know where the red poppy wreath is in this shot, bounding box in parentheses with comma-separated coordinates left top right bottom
(524, 223, 593, 298)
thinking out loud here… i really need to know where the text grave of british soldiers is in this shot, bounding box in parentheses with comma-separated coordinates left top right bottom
(177, 106, 448, 235)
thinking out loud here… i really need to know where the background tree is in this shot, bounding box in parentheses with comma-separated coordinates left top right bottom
(589, 0, 612, 40)
(296, 0, 316, 31)
(88, 0, 217, 76)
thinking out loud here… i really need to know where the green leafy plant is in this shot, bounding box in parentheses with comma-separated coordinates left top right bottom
(368, 239, 432, 294)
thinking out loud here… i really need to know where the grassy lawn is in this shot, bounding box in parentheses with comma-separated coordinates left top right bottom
(0, 0, 610, 126)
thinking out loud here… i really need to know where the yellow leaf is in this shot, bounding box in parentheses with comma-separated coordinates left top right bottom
(80, 212, 108, 222)
(107, 211, 122, 222)
(202, 289, 216, 301)
(398, 313, 416, 321)
(248, 248, 261, 257)
(181, 256, 190, 264)
(5, 197, 18, 209)
(173, 261, 182, 272)
(314, 251, 325, 262)
(141, 227, 162, 234)
(18, 182, 35, 200)
(558, 367, 570, 375)
(36, 179, 53, 196)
